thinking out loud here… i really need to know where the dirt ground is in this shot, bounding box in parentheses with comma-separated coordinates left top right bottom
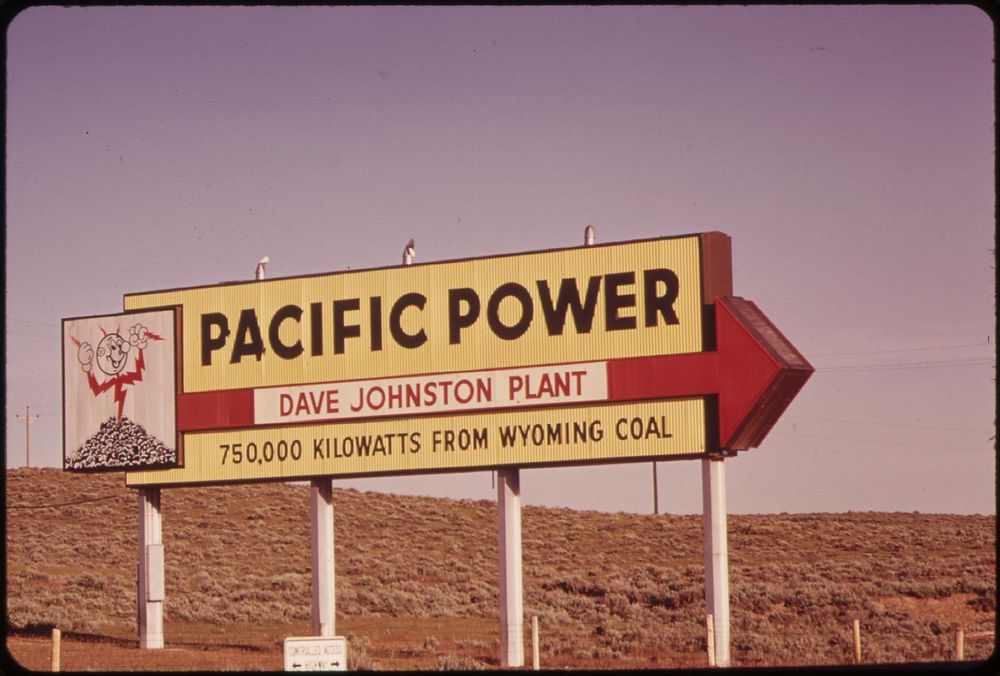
(5, 616, 702, 671)
(6, 633, 276, 672)
(5, 617, 500, 672)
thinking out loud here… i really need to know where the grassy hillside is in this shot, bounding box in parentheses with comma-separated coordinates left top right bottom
(5, 467, 996, 669)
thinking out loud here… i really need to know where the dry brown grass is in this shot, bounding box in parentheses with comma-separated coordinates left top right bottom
(5, 467, 996, 670)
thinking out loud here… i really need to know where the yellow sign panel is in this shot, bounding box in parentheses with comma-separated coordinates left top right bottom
(123, 236, 703, 393)
(125, 399, 706, 486)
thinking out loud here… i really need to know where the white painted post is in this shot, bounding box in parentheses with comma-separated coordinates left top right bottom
(51, 627, 60, 671)
(702, 458, 730, 667)
(706, 614, 716, 667)
(852, 619, 861, 664)
(137, 487, 164, 649)
(310, 478, 336, 637)
(497, 468, 524, 667)
(531, 615, 540, 670)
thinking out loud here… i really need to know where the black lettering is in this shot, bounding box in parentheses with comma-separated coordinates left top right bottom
(499, 425, 517, 447)
(231, 309, 265, 363)
(448, 288, 480, 344)
(310, 302, 323, 356)
(390, 292, 427, 349)
(269, 304, 303, 360)
(487, 282, 533, 340)
(546, 422, 563, 444)
(643, 268, 680, 327)
(333, 298, 361, 354)
(369, 296, 383, 351)
(536, 276, 601, 335)
(201, 312, 230, 366)
(604, 272, 637, 331)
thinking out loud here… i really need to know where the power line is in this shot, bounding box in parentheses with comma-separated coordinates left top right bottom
(6, 318, 61, 328)
(787, 415, 992, 434)
(811, 341, 992, 358)
(6, 329, 60, 341)
(8, 493, 131, 510)
(817, 357, 993, 373)
(780, 431, 988, 454)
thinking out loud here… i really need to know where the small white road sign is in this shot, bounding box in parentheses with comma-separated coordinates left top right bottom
(284, 636, 347, 671)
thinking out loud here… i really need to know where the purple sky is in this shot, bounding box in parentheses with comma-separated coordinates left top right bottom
(5, 5, 995, 514)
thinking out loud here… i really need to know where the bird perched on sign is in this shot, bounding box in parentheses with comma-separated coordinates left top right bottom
(402, 239, 415, 265)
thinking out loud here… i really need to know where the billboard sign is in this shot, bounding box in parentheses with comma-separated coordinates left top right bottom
(58, 231, 811, 486)
(117, 233, 733, 486)
(62, 309, 179, 471)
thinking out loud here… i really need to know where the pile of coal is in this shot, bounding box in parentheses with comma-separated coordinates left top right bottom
(65, 417, 176, 470)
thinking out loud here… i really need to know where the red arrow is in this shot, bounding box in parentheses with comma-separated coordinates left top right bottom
(606, 296, 813, 450)
(175, 296, 812, 449)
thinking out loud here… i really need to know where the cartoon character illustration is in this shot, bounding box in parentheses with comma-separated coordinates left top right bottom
(71, 323, 164, 421)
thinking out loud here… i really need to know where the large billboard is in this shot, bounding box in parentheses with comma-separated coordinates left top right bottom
(121, 233, 731, 485)
(61, 232, 757, 486)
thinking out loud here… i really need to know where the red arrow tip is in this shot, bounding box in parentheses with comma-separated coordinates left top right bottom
(715, 296, 813, 450)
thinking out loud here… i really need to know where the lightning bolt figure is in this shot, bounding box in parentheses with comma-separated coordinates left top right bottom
(73, 324, 164, 420)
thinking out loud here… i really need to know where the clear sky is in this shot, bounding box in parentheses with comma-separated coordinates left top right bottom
(5, 5, 995, 514)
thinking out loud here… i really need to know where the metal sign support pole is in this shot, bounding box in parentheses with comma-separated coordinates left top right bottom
(702, 457, 730, 667)
(653, 461, 659, 514)
(310, 478, 336, 637)
(497, 467, 525, 667)
(137, 487, 164, 649)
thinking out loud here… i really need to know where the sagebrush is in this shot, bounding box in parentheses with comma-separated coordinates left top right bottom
(5, 468, 995, 668)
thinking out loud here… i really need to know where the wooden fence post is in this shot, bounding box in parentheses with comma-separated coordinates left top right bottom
(51, 627, 60, 672)
(531, 615, 540, 670)
(706, 614, 716, 667)
(852, 619, 861, 664)
(955, 629, 964, 661)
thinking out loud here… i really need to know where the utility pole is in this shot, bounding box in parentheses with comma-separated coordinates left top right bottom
(653, 462, 659, 515)
(16, 406, 39, 467)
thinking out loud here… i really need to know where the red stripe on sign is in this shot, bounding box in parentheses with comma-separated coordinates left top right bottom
(177, 389, 254, 432)
(607, 352, 717, 401)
